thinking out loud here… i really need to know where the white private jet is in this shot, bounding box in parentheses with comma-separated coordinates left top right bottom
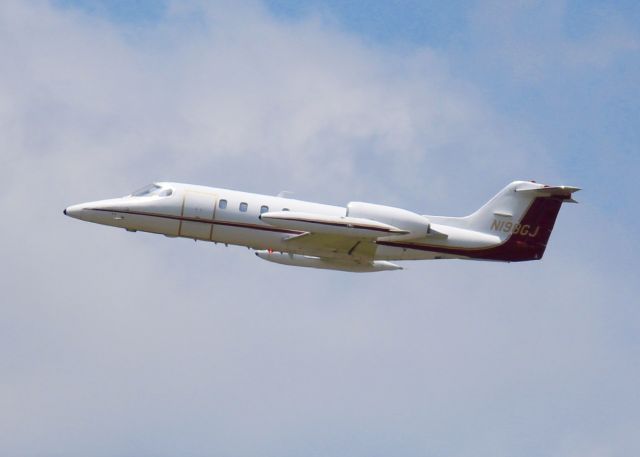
(64, 180, 579, 272)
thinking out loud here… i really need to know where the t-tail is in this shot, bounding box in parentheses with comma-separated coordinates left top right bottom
(431, 181, 580, 262)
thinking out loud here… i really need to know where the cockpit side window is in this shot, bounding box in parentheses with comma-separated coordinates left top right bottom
(131, 184, 172, 197)
(132, 184, 161, 196)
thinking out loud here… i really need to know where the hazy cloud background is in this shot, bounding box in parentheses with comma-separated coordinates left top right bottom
(1, 1, 639, 456)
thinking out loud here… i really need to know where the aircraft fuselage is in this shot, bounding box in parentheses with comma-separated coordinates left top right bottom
(64, 181, 579, 272)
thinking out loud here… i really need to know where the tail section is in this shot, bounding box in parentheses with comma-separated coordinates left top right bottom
(465, 181, 579, 261)
(376, 180, 578, 262)
(464, 181, 542, 240)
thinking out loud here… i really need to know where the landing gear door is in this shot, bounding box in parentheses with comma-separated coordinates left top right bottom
(179, 191, 217, 240)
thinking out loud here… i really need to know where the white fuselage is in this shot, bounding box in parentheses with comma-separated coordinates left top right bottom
(64, 180, 578, 271)
(65, 182, 462, 261)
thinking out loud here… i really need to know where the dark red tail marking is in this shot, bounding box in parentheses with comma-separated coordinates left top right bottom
(377, 197, 567, 262)
(478, 196, 564, 261)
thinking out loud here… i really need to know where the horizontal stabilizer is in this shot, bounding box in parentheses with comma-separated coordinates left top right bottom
(515, 185, 581, 202)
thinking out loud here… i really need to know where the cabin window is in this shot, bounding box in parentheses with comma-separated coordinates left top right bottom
(219, 199, 227, 209)
(260, 205, 269, 214)
(282, 208, 290, 212)
(239, 202, 248, 212)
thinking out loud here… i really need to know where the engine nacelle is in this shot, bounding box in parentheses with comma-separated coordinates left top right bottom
(346, 202, 431, 239)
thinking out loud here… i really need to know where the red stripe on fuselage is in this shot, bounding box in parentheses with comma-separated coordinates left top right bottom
(87, 207, 303, 235)
(89, 196, 564, 261)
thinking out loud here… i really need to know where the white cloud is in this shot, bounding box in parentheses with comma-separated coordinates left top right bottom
(469, 1, 639, 83)
(1, 0, 548, 207)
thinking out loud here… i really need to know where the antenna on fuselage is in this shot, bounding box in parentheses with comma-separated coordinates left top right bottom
(277, 190, 294, 198)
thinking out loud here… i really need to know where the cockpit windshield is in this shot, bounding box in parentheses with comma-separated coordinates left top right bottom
(131, 184, 173, 197)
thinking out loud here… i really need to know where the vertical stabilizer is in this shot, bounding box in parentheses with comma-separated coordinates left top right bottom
(464, 181, 579, 261)
(465, 181, 541, 242)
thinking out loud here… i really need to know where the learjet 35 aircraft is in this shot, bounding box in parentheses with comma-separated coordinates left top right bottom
(64, 180, 579, 272)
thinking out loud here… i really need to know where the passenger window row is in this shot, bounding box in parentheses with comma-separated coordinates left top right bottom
(217, 199, 289, 214)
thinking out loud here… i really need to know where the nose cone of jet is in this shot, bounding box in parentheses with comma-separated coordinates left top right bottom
(63, 204, 85, 219)
(64, 197, 132, 226)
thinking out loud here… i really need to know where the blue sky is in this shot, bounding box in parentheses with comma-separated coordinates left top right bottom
(2, 1, 639, 456)
(52, 0, 640, 219)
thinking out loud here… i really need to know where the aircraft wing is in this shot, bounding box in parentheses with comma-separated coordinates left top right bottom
(259, 211, 396, 260)
(260, 211, 408, 237)
(282, 232, 378, 259)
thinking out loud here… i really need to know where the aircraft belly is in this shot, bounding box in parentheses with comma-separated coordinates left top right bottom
(374, 243, 465, 261)
(122, 213, 181, 236)
(212, 225, 285, 249)
(180, 221, 213, 240)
